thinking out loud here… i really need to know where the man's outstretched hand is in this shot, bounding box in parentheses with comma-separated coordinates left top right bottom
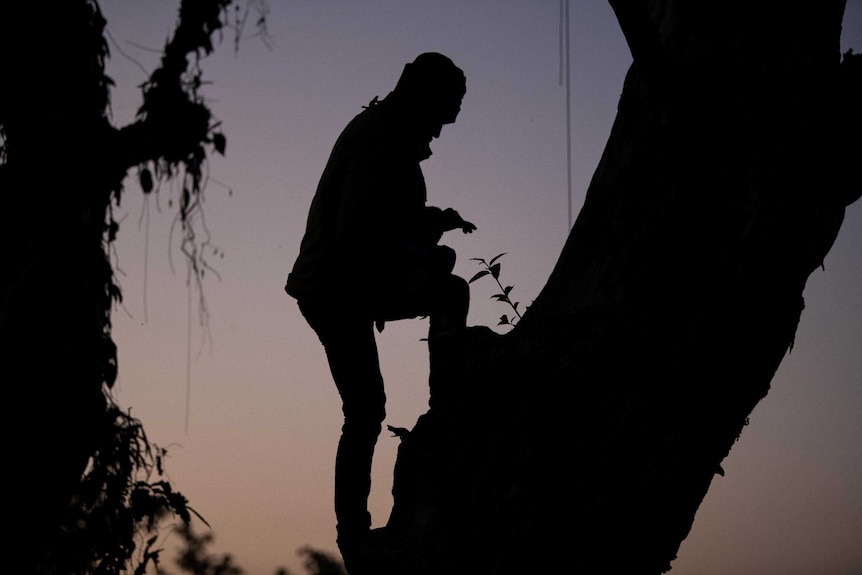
(460, 220, 477, 233)
(441, 207, 477, 234)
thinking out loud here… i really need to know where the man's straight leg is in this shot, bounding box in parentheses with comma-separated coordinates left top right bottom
(300, 304, 387, 548)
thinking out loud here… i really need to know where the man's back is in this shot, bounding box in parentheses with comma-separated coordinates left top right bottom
(286, 97, 433, 305)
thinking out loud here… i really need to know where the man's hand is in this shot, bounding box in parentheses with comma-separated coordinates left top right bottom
(441, 207, 477, 234)
(460, 220, 477, 233)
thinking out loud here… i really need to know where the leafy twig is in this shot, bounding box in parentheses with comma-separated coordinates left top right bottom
(469, 253, 522, 328)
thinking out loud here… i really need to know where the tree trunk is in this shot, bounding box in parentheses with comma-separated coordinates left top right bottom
(379, 2, 859, 573)
(1, 3, 116, 571)
(1, 2, 229, 571)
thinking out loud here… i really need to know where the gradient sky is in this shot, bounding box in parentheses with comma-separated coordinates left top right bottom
(100, 3, 861, 574)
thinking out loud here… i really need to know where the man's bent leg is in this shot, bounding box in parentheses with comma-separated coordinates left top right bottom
(428, 273, 470, 338)
(425, 275, 470, 406)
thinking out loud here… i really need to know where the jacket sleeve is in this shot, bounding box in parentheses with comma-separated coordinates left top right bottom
(419, 206, 468, 244)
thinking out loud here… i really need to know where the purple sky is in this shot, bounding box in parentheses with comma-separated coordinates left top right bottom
(101, 2, 861, 574)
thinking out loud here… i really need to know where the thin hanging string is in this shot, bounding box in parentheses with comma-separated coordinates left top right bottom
(143, 195, 150, 323)
(559, 0, 565, 86)
(559, 0, 573, 230)
(185, 261, 193, 434)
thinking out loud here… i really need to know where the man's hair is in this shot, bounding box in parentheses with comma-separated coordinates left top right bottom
(393, 52, 466, 114)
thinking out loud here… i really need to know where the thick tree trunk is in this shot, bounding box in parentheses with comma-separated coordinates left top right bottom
(1, 3, 116, 571)
(378, 2, 859, 574)
(1, 2, 227, 571)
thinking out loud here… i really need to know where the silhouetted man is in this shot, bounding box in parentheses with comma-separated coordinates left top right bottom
(284, 52, 473, 568)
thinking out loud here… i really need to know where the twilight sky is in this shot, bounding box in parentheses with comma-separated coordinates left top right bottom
(100, 2, 861, 574)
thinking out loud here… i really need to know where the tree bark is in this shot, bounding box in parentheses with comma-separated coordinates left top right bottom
(380, 1, 859, 574)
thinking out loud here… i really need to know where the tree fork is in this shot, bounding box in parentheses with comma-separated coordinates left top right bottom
(382, 2, 858, 574)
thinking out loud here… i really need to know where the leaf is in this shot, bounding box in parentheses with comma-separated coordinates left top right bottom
(139, 167, 154, 194)
(498, 314, 510, 326)
(469, 270, 491, 283)
(212, 132, 226, 155)
(491, 294, 507, 301)
(490, 262, 501, 279)
(504, 285, 513, 295)
(488, 252, 507, 266)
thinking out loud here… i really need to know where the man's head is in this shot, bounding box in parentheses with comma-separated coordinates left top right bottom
(392, 52, 466, 137)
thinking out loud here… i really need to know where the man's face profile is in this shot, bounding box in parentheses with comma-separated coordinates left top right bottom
(429, 86, 465, 139)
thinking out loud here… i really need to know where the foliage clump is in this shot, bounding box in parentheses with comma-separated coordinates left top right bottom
(53, 405, 202, 575)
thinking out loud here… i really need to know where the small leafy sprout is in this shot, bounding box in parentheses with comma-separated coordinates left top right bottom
(469, 253, 522, 328)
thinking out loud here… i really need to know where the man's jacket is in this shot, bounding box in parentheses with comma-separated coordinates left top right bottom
(285, 95, 454, 308)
